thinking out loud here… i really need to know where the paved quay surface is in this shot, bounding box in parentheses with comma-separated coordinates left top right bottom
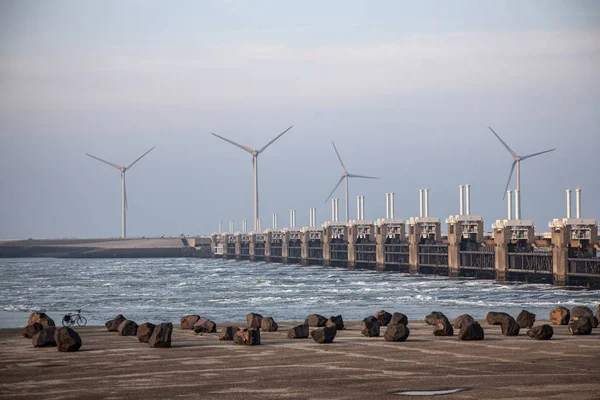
(1, 320, 599, 399)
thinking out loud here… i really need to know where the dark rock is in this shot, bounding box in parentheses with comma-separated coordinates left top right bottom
(595, 305, 600, 327)
(486, 311, 511, 325)
(193, 318, 217, 334)
(311, 325, 337, 344)
(55, 327, 82, 352)
(148, 322, 173, 348)
(21, 323, 44, 338)
(571, 306, 597, 328)
(390, 312, 408, 326)
(27, 312, 55, 329)
(219, 326, 240, 341)
(246, 313, 263, 329)
(137, 323, 155, 343)
(234, 328, 261, 345)
(501, 316, 520, 336)
(374, 310, 392, 326)
(361, 316, 380, 337)
(261, 317, 278, 332)
(425, 311, 449, 326)
(32, 327, 57, 347)
(433, 321, 454, 336)
(453, 314, 475, 329)
(287, 324, 309, 339)
(327, 315, 345, 330)
(118, 320, 139, 336)
(569, 316, 593, 335)
(458, 322, 484, 341)
(180, 315, 200, 330)
(516, 310, 536, 329)
(105, 314, 126, 332)
(527, 325, 553, 340)
(305, 314, 328, 327)
(384, 323, 410, 342)
(549, 306, 570, 325)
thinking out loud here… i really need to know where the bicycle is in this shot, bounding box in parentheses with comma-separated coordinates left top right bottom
(62, 309, 87, 327)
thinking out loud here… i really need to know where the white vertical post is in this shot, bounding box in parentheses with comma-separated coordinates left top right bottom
(576, 188, 581, 218)
(289, 210, 293, 228)
(419, 189, 423, 218)
(465, 184, 471, 216)
(331, 199, 336, 222)
(514, 190, 520, 220)
(459, 184, 464, 216)
(293, 210, 296, 228)
(361, 196, 365, 220)
(566, 189, 572, 218)
(507, 190, 512, 220)
(385, 193, 390, 219)
(356, 196, 360, 220)
(390, 192, 395, 219)
(424, 189, 429, 218)
(335, 199, 339, 222)
(218, 221, 222, 233)
(229, 220, 234, 233)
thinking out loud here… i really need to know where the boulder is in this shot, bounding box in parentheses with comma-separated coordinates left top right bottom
(516, 310, 536, 329)
(21, 323, 44, 338)
(390, 312, 408, 326)
(261, 317, 278, 332)
(219, 326, 240, 341)
(55, 327, 82, 352)
(305, 314, 328, 327)
(569, 316, 593, 335)
(311, 325, 337, 344)
(180, 315, 200, 330)
(453, 314, 475, 330)
(571, 306, 597, 328)
(458, 322, 484, 341)
(527, 325, 553, 340)
(384, 323, 410, 342)
(246, 313, 263, 329)
(374, 310, 392, 326)
(500, 316, 520, 336)
(118, 320, 139, 336)
(193, 318, 217, 334)
(234, 328, 261, 345)
(433, 321, 454, 336)
(148, 322, 173, 348)
(425, 311, 449, 326)
(137, 323, 155, 343)
(361, 316, 380, 337)
(595, 305, 600, 326)
(105, 314, 126, 332)
(27, 312, 55, 329)
(486, 311, 511, 325)
(32, 327, 57, 347)
(549, 306, 570, 325)
(327, 315, 345, 330)
(287, 324, 309, 339)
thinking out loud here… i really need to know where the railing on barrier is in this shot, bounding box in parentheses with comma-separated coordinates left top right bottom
(418, 244, 449, 268)
(384, 243, 409, 269)
(330, 242, 348, 267)
(288, 241, 302, 263)
(307, 240, 323, 265)
(254, 242, 265, 259)
(227, 243, 236, 255)
(240, 244, 250, 258)
(270, 242, 283, 260)
(356, 242, 376, 267)
(568, 258, 600, 278)
(459, 246, 495, 270)
(507, 249, 552, 274)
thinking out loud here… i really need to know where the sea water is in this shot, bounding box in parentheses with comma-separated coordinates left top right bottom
(0, 257, 598, 328)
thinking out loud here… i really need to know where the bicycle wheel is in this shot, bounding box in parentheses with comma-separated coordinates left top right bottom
(62, 318, 70, 327)
(76, 316, 87, 327)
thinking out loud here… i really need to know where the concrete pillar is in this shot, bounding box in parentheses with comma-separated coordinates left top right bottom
(493, 226, 510, 282)
(221, 234, 230, 259)
(408, 222, 421, 274)
(235, 234, 242, 260)
(347, 225, 356, 271)
(281, 231, 289, 264)
(375, 223, 386, 271)
(300, 230, 309, 266)
(264, 231, 272, 262)
(447, 221, 460, 278)
(551, 223, 570, 286)
(249, 233, 256, 261)
(322, 226, 332, 267)
(210, 234, 218, 257)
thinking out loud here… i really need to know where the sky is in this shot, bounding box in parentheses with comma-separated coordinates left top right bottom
(0, 0, 599, 239)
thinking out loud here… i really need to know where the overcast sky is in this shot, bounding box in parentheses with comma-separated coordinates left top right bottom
(1, 0, 599, 239)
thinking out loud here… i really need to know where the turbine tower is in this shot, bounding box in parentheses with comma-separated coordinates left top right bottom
(488, 127, 555, 219)
(86, 146, 155, 238)
(325, 142, 379, 222)
(211, 126, 293, 231)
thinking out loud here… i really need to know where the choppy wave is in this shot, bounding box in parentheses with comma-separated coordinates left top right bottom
(0, 257, 598, 328)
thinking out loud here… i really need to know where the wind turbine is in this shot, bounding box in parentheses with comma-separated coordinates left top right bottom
(211, 126, 294, 231)
(488, 127, 555, 219)
(86, 146, 155, 238)
(325, 142, 379, 222)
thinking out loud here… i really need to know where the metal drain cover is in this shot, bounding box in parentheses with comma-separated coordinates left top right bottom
(394, 388, 468, 396)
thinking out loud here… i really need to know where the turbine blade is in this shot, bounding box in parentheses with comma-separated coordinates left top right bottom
(331, 142, 347, 174)
(258, 125, 293, 153)
(127, 146, 155, 169)
(348, 173, 379, 180)
(488, 127, 518, 159)
(86, 153, 122, 170)
(520, 148, 556, 161)
(502, 160, 516, 199)
(325, 176, 345, 203)
(210, 133, 254, 154)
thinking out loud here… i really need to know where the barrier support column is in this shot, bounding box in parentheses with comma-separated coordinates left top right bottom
(249, 233, 256, 262)
(408, 221, 421, 274)
(322, 226, 332, 267)
(494, 225, 509, 282)
(551, 222, 570, 286)
(376, 223, 386, 271)
(447, 220, 460, 278)
(300, 230, 309, 266)
(235, 234, 241, 260)
(347, 224, 357, 271)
